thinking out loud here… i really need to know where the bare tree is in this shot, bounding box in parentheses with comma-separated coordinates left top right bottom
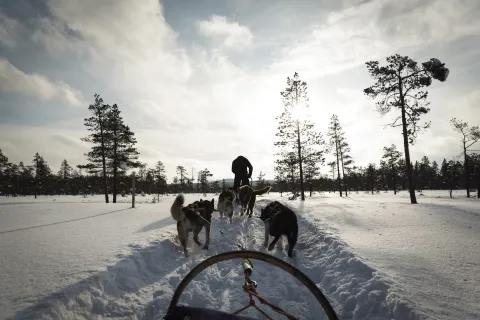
(450, 118, 480, 198)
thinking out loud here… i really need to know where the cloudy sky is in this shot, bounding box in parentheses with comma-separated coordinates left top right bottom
(1, 0, 479, 182)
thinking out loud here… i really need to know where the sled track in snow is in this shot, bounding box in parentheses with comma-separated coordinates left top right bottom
(10, 199, 424, 320)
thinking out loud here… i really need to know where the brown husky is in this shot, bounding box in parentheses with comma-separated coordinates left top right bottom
(170, 194, 215, 257)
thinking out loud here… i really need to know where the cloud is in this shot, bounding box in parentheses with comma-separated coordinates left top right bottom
(0, 10, 22, 49)
(271, 0, 480, 79)
(0, 58, 85, 107)
(196, 15, 254, 49)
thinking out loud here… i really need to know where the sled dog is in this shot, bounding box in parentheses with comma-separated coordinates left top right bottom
(170, 194, 215, 257)
(237, 185, 272, 217)
(260, 201, 298, 257)
(217, 189, 237, 223)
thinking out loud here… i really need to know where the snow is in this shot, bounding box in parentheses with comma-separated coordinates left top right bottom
(0, 191, 478, 320)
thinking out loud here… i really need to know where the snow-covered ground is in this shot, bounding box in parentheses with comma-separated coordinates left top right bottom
(0, 191, 478, 320)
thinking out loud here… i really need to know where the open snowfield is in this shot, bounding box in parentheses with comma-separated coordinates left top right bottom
(0, 191, 478, 320)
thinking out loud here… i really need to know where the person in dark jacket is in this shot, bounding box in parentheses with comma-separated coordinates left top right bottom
(232, 155, 253, 189)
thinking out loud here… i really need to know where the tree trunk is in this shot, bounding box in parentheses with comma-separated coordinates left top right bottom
(392, 164, 397, 195)
(464, 145, 470, 198)
(112, 128, 118, 204)
(331, 167, 335, 192)
(334, 138, 342, 197)
(340, 153, 347, 197)
(296, 120, 305, 201)
(99, 112, 109, 204)
(371, 176, 374, 195)
(477, 177, 479, 199)
(113, 168, 117, 203)
(399, 76, 417, 204)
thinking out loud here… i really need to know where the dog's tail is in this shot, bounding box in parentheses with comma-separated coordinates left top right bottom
(170, 194, 185, 221)
(253, 186, 272, 196)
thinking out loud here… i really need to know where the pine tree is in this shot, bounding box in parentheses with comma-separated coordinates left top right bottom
(106, 103, 141, 203)
(327, 115, 344, 197)
(450, 118, 480, 198)
(172, 176, 179, 193)
(18, 161, 33, 196)
(364, 54, 449, 204)
(381, 144, 402, 195)
(274, 72, 326, 201)
(137, 163, 148, 193)
(274, 151, 299, 192)
(337, 127, 354, 196)
(366, 163, 376, 194)
(154, 161, 167, 196)
(441, 160, 463, 198)
(0, 149, 10, 195)
(468, 153, 480, 198)
(303, 147, 323, 189)
(199, 168, 213, 195)
(274, 163, 288, 197)
(78, 94, 111, 203)
(32, 152, 52, 198)
(256, 171, 266, 189)
(211, 180, 220, 193)
(431, 160, 440, 189)
(327, 161, 337, 190)
(57, 159, 73, 194)
(145, 168, 155, 194)
(176, 166, 188, 192)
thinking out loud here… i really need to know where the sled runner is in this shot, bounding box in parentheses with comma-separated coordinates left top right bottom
(163, 250, 339, 320)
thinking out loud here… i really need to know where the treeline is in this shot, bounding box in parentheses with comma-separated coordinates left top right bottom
(273, 151, 480, 199)
(273, 54, 479, 202)
(0, 149, 227, 198)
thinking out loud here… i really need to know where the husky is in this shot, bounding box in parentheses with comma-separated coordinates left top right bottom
(237, 185, 272, 217)
(260, 201, 298, 257)
(217, 189, 237, 223)
(170, 194, 215, 257)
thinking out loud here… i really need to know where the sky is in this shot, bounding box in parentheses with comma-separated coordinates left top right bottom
(1, 0, 480, 182)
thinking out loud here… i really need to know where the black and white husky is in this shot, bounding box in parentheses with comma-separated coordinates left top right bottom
(170, 194, 215, 257)
(260, 201, 298, 257)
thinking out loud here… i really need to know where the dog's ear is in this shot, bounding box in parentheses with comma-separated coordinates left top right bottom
(211, 198, 214, 204)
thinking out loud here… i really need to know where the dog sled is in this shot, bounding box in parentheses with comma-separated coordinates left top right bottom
(162, 250, 339, 320)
